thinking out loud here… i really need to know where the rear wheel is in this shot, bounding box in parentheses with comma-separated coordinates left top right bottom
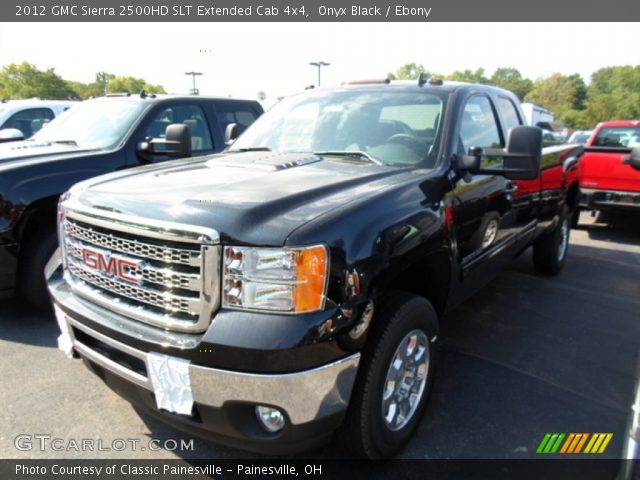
(18, 227, 57, 310)
(337, 292, 439, 458)
(533, 205, 570, 275)
(471, 212, 500, 250)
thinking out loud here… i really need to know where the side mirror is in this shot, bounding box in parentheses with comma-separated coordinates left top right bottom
(502, 126, 542, 180)
(622, 147, 640, 171)
(0, 128, 25, 143)
(137, 123, 192, 161)
(455, 127, 542, 181)
(225, 122, 238, 146)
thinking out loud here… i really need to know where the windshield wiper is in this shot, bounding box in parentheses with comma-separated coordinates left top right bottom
(50, 140, 78, 146)
(313, 150, 383, 165)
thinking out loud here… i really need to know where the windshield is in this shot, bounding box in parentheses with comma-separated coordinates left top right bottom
(31, 99, 148, 149)
(593, 126, 640, 148)
(231, 89, 446, 167)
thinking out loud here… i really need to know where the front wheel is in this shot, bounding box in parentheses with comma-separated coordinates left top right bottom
(18, 227, 57, 310)
(337, 292, 439, 458)
(533, 205, 570, 275)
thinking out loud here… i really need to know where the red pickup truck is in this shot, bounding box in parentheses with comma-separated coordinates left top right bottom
(577, 120, 640, 222)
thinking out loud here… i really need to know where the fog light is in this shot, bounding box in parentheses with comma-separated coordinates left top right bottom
(255, 405, 285, 433)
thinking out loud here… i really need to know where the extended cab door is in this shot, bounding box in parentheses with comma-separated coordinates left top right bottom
(451, 94, 538, 280)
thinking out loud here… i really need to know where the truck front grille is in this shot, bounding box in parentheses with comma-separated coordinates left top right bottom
(60, 209, 220, 333)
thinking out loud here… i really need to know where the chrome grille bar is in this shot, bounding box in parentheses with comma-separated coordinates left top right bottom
(65, 220, 200, 267)
(65, 239, 201, 291)
(60, 204, 220, 333)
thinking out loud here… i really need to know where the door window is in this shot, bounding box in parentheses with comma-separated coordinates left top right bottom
(145, 104, 213, 151)
(2, 108, 55, 138)
(459, 96, 503, 153)
(215, 105, 258, 136)
(496, 97, 522, 133)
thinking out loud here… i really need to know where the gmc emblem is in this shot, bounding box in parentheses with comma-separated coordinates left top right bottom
(82, 248, 142, 285)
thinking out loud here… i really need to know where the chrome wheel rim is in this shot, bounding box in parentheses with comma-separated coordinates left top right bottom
(382, 329, 430, 431)
(481, 219, 499, 249)
(558, 218, 569, 261)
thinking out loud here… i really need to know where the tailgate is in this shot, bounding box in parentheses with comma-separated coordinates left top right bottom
(579, 148, 640, 192)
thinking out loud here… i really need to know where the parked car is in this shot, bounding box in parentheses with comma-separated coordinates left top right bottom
(0, 98, 76, 142)
(47, 79, 581, 458)
(568, 130, 593, 145)
(576, 120, 640, 224)
(0, 93, 263, 306)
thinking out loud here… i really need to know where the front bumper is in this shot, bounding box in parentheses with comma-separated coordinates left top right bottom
(0, 242, 18, 300)
(579, 188, 640, 211)
(48, 273, 360, 454)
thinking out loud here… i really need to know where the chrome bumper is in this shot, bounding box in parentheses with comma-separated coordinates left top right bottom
(48, 270, 360, 426)
(579, 188, 640, 209)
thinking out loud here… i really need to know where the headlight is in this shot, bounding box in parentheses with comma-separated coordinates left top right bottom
(222, 245, 328, 313)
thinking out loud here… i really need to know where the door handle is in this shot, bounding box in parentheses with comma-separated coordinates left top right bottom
(504, 183, 519, 195)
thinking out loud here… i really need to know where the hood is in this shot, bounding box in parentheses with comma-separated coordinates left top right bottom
(72, 151, 415, 245)
(0, 140, 97, 166)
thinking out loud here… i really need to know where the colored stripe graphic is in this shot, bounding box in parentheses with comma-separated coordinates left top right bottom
(537, 433, 612, 454)
(584, 433, 613, 454)
(574, 433, 589, 453)
(537, 433, 565, 453)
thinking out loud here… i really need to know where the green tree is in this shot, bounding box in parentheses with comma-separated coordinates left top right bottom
(582, 65, 640, 126)
(524, 73, 587, 116)
(95, 71, 115, 96)
(489, 67, 533, 100)
(387, 63, 427, 80)
(107, 76, 166, 94)
(446, 68, 489, 84)
(0, 62, 77, 99)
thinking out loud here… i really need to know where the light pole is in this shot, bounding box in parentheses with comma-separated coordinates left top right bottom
(309, 61, 330, 87)
(185, 71, 203, 95)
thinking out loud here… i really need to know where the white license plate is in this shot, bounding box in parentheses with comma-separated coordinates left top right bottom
(146, 352, 194, 416)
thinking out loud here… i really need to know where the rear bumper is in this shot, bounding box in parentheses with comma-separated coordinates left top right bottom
(579, 188, 640, 211)
(0, 242, 18, 300)
(48, 274, 360, 454)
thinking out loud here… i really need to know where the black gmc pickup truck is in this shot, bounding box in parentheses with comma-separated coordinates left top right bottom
(47, 79, 582, 458)
(0, 93, 263, 306)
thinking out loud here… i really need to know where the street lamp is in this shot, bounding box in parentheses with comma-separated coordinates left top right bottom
(185, 71, 203, 95)
(309, 61, 330, 87)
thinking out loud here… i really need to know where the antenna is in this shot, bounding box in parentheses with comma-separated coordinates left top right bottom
(418, 72, 428, 87)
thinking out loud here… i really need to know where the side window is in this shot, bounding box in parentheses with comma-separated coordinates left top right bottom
(144, 104, 213, 152)
(3, 108, 54, 138)
(459, 96, 503, 154)
(215, 104, 258, 136)
(496, 97, 522, 133)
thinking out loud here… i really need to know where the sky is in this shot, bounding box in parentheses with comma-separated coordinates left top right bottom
(0, 22, 638, 106)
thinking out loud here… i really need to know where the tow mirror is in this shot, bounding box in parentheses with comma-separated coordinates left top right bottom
(622, 147, 640, 171)
(225, 122, 238, 146)
(0, 128, 25, 143)
(137, 123, 192, 161)
(456, 127, 542, 180)
(503, 126, 542, 180)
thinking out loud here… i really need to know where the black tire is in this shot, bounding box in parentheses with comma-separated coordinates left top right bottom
(18, 227, 58, 310)
(337, 292, 439, 458)
(471, 211, 500, 250)
(533, 205, 570, 275)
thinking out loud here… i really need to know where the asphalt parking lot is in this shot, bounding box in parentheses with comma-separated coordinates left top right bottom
(1, 211, 638, 460)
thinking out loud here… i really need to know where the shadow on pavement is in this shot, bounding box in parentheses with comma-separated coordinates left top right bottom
(0, 296, 58, 348)
(579, 210, 640, 246)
